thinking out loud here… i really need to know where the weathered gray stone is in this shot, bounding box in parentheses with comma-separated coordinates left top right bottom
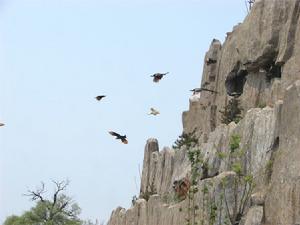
(183, 0, 300, 136)
(237, 107, 277, 177)
(107, 207, 126, 225)
(140, 139, 159, 195)
(109, 171, 245, 225)
(203, 123, 236, 177)
(154, 147, 175, 195)
(250, 192, 265, 206)
(243, 206, 263, 225)
(265, 80, 300, 225)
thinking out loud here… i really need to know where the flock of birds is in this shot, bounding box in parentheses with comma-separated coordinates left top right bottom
(0, 58, 218, 143)
(95, 57, 218, 145)
(95, 72, 169, 145)
(0, 58, 217, 144)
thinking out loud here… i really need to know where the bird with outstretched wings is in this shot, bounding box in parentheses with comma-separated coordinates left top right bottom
(109, 131, 128, 144)
(190, 88, 218, 95)
(150, 72, 169, 83)
(148, 108, 160, 116)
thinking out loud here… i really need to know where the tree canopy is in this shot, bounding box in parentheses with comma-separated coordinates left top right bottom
(3, 180, 100, 225)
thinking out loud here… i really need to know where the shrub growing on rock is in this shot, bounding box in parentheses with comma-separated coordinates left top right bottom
(219, 97, 243, 125)
(173, 129, 199, 150)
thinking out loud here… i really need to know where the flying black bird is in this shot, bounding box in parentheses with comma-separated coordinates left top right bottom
(95, 95, 106, 101)
(109, 131, 128, 144)
(190, 88, 218, 95)
(206, 58, 217, 65)
(150, 72, 169, 83)
(0, 123, 4, 127)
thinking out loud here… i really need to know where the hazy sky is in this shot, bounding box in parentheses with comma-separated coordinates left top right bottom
(0, 0, 247, 223)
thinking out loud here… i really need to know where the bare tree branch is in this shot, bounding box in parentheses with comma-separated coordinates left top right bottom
(52, 179, 70, 209)
(23, 179, 79, 222)
(24, 182, 47, 202)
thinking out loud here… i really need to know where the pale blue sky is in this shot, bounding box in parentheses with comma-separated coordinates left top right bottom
(0, 0, 246, 223)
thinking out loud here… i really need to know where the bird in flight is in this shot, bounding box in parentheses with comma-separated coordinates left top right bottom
(151, 72, 169, 83)
(148, 108, 160, 116)
(206, 58, 217, 65)
(190, 88, 218, 95)
(95, 95, 106, 101)
(109, 131, 128, 144)
(0, 123, 4, 127)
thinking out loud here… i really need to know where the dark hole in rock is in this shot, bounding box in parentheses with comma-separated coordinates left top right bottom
(260, 59, 282, 83)
(225, 69, 248, 97)
(265, 63, 282, 83)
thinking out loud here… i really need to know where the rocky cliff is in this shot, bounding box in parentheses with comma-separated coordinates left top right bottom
(107, 0, 300, 224)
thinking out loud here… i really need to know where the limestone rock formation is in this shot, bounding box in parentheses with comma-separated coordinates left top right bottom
(108, 0, 300, 224)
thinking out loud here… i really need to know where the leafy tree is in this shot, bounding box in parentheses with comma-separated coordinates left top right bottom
(3, 180, 98, 225)
(3, 215, 22, 225)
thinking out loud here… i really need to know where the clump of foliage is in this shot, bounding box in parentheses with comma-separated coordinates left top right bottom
(232, 162, 243, 176)
(216, 151, 228, 160)
(173, 129, 198, 150)
(184, 147, 216, 225)
(219, 135, 255, 225)
(179, 133, 255, 225)
(209, 201, 218, 225)
(219, 97, 243, 125)
(230, 134, 241, 153)
(3, 180, 100, 225)
(200, 181, 221, 225)
(183, 148, 204, 225)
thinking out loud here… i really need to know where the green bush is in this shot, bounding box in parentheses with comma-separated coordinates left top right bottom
(230, 135, 241, 152)
(220, 97, 243, 124)
(173, 129, 198, 150)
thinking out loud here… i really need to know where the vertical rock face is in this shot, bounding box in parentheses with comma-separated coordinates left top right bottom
(183, 39, 222, 136)
(108, 0, 300, 224)
(264, 81, 300, 225)
(243, 206, 264, 225)
(183, 0, 300, 137)
(140, 139, 159, 195)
